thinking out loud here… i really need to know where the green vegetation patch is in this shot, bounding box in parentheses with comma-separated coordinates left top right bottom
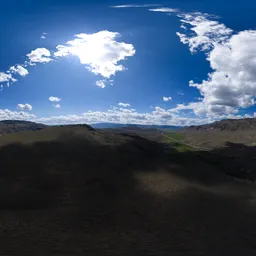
(162, 132, 185, 142)
(162, 132, 192, 152)
(174, 143, 193, 152)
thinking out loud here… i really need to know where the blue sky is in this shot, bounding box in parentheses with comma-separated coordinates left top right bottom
(0, 0, 256, 126)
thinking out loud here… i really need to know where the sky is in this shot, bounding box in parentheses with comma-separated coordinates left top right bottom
(0, 0, 256, 126)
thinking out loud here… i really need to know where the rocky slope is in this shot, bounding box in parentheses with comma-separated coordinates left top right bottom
(0, 120, 47, 135)
(184, 118, 256, 132)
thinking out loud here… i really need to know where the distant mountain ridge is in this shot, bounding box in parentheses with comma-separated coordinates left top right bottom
(0, 120, 181, 136)
(184, 118, 256, 132)
(3, 118, 256, 135)
(91, 122, 182, 130)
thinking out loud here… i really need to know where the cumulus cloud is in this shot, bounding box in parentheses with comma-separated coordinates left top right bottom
(9, 65, 29, 77)
(54, 104, 60, 108)
(34, 105, 238, 127)
(54, 31, 135, 80)
(145, 10, 256, 117)
(118, 102, 130, 107)
(178, 92, 184, 96)
(149, 7, 178, 13)
(111, 4, 160, 8)
(163, 96, 172, 102)
(1, 31, 134, 89)
(0, 109, 35, 120)
(188, 30, 256, 115)
(0, 72, 17, 83)
(27, 48, 52, 64)
(49, 96, 61, 102)
(17, 103, 33, 111)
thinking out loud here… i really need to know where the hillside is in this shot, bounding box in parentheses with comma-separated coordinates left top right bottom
(183, 118, 256, 132)
(0, 120, 46, 135)
(0, 124, 256, 254)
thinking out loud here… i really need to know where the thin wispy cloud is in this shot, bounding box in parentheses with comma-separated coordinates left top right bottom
(41, 32, 47, 39)
(111, 4, 161, 8)
(149, 7, 179, 13)
(118, 102, 130, 107)
(54, 104, 60, 108)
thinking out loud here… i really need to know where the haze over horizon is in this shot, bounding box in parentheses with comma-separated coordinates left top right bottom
(1, 0, 256, 126)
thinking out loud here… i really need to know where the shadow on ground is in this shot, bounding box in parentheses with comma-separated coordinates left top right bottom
(0, 133, 256, 255)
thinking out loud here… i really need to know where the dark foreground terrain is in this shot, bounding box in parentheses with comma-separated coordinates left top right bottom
(0, 123, 256, 255)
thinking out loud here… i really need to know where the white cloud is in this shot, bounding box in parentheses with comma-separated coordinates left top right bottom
(54, 31, 135, 79)
(0, 109, 35, 120)
(194, 97, 203, 101)
(180, 24, 187, 30)
(189, 30, 256, 114)
(163, 96, 172, 102)
(54, 104, 60, 108)
(169, 99, 238, 117)
(122, 10, 252, 116)
(17, 103, 33, 111)
(49, 96, 61, 102)
(96, 80, 106, 88)
(0, 72, 17, 83)
(119, 108, 136, 113)
(175, 11, 256, 116)
(176, 12, 232, 53)
(33, 106, 234, 127)
(178, 92, 184, 96)
(149, 7, 179, 13)
(27, 48, 52, 64)
(1, 32, 133, 89)
(111, 4, 160, 8)
(41, 32, 47, 39)
(96, 79, 113, 88)
(118, 102, 130, 107)
(9, 65, 29, 77)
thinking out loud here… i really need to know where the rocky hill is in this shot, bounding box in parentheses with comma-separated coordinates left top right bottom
(0, 120, 47, 135)
(184, 118, 256, 132)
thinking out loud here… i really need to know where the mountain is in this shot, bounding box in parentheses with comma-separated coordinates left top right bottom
(0, 120, 47, 135)
(91, 122, 182, 130)
(183, 118, 256, 132)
